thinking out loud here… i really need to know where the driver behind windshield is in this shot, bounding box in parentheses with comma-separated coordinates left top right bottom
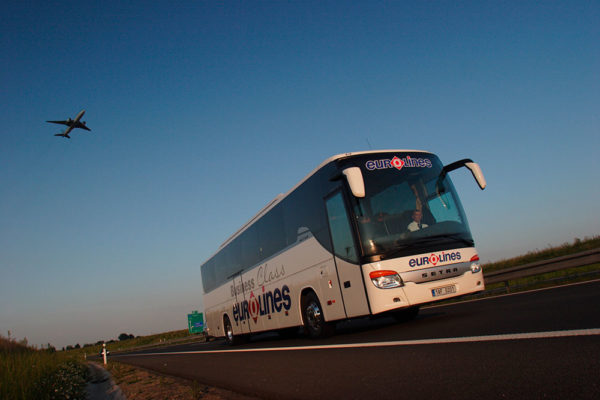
(407, 210, 428, 232)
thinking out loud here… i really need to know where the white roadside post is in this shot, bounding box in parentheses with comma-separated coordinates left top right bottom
(102, 343, 107, 365)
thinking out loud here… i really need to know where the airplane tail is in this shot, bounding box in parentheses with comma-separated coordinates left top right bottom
(54, 133, 70, 139)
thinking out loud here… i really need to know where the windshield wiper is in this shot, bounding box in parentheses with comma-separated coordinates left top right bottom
(373, 243, 412, 261)
(416, 234, 474, 247)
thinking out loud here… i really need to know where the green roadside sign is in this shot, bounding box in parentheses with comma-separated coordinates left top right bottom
(187, 311, 204, 334)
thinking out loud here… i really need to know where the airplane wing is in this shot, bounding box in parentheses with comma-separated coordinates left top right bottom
(46, 120, 70, 126)
(47, 111, 91, 133)
(74, 122, 91, 131)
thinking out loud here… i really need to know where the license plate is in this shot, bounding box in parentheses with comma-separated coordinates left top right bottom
(432, 284, 457, 297)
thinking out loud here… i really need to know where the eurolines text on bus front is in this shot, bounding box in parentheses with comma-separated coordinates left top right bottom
(409, 251, 462, 268)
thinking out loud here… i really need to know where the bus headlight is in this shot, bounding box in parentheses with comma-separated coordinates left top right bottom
(369, 270, 403, 289)
(470, 255, 481, 273)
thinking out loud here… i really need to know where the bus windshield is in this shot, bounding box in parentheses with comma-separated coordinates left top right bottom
(346, 153, 474, 260)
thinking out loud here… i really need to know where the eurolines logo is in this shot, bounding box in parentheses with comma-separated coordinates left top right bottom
(233, 285, 291, 324)
(409, 251, 462, 268)
(365, 156, 433, 171)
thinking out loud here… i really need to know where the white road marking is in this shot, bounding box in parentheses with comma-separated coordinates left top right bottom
(116, 328, 600, 356)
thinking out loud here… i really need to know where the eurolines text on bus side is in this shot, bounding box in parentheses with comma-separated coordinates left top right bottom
(233, 285, 292, 323)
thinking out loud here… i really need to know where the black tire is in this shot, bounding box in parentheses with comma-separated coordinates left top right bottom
(392, 305, 420, 322)
(301, 291, 335, 339)
(223, 315, 241, 346)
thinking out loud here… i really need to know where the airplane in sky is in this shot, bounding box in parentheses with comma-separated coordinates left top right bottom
(47, 109, 91, 139)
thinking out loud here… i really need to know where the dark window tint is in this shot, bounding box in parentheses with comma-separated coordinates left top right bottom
(326, 191, 359, 263)
(257, 205, 286, 260)
(201, 163, 338, 293)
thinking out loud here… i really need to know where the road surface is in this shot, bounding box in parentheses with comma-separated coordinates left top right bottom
(110, 280, 600, 399)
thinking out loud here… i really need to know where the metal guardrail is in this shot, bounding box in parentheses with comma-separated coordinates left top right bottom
(483, 248, 600, 286)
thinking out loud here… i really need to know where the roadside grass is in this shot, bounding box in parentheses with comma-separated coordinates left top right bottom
(103, 359, 258, 400)
(478, 236, 600, 296)
(483, 263, 600, 295)
(76, 329, 206, 359)
(0, 336, 89, 400)
(482, 235, 600, 274)
(104, 361, 217, 400)
(112, 329, 192, 349)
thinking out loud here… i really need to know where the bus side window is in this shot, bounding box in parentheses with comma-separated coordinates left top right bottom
(257, 205, 286, 260)
(326, 192, 359, 263)
(241, 225, 259, 270)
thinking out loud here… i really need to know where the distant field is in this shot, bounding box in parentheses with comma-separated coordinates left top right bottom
(84, 329, 206, 358)
(483, 262, 600, 294)
(483, 236, 599, 273)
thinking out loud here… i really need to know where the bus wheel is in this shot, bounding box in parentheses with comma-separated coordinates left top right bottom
(302, 292, 334, 339)
(223, 315, 238, 346)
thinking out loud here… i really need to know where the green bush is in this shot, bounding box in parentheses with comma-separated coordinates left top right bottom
(0, 336, 89, 400)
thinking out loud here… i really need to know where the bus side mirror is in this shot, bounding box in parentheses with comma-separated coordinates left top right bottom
(343, 167, 365, 198)
(464, 162, 486, 190)
(442, 159, 487, 191)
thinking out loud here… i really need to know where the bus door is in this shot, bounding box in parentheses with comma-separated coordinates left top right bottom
(230, 272, 252, 335)
(325, 190, 371, 318)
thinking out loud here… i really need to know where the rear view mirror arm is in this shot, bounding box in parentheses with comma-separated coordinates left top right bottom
(440, 158, 487, 190)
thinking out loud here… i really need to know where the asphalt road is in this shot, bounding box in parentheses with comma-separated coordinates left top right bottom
(111, 280, 600, 399)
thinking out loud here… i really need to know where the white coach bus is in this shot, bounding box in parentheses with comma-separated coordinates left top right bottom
(200, 150, 486, 344)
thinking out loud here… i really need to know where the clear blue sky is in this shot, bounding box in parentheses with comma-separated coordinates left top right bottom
(1, 1, 598, 349)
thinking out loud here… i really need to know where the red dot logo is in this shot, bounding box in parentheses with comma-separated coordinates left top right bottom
(248, 292, 260, 323)
(430, 254, 439, 265)
(391, 156, 405, 170)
